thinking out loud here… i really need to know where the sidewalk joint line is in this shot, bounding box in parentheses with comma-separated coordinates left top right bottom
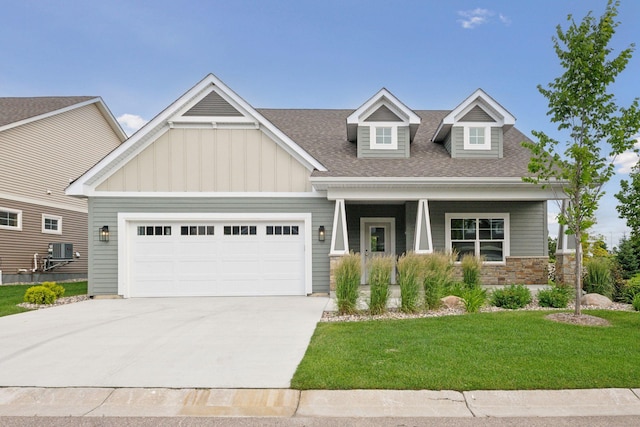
(292, 389, 302, 417)
(632, 388, 640, 401)
(463, 392, 479, 417)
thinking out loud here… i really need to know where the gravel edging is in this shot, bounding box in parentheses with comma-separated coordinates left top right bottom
(18, 295, 90, 310)
(321, 299, 634, 323)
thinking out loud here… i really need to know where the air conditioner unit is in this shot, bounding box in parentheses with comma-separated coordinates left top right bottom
(48, 243, 73, 260)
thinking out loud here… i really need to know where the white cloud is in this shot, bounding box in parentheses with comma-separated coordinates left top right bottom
(117, 113, 147, 136)
(457, 8, 511, 29)
(457, 8, 492, 29)
(499, 13, 512, 25)
(613, 139, 640, 174)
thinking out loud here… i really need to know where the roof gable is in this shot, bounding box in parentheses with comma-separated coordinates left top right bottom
(346, 88, 421, 142)
(0, 96, 126, 140)
(432, 89, 515, 142)
(66, 73, 326, 196)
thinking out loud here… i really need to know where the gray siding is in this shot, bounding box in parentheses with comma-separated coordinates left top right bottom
(88, 197, 334, 295)
(345, 204, 406, 255)
(449, 126, 502, 159)
(364, 105, 402, 122)
(428, 201, 547, 256)
(357, 125, 410, 158)
(460, 105, 496, 122)
(183, 91, 243, 117)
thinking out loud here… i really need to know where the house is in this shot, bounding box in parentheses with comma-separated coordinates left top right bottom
(66, 73, 565, 298)
(0, 97, 127, 284)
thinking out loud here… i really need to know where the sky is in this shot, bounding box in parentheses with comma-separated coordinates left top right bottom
(2, 0, 639, 248)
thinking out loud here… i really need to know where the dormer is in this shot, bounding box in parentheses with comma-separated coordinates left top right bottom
(432, 89, 516, 159)
(347, 88, 421, 159)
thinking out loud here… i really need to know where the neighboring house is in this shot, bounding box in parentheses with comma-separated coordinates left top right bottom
(0, 97, 127, 284)
(67, 74, 563, 298)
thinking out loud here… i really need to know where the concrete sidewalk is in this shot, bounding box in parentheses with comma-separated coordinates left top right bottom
(1, 387, 640, 418)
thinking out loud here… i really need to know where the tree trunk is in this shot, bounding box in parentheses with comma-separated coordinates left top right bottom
(574, 231, 582, 316)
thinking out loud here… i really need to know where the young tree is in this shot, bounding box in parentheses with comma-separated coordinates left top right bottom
(523, 0, 640, 315)
(616, 162, 640, 237)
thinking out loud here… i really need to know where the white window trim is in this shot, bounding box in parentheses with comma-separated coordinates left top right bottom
(445, 213, 510, 264)
(370, 123, 398, 150)
(0, 207, 22, 231)
(463, 124, 492, 150)
(42, 214, 62, 234)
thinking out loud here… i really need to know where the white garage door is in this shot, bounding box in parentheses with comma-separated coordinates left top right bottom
(126, 219, 307, 297)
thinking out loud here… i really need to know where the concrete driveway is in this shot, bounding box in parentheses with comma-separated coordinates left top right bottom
(0, 296, 328, 388)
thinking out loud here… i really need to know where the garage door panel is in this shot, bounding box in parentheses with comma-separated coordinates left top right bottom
(128, 219, 306, 297)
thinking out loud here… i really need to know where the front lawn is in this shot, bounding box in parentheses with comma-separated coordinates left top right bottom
(292, 310, 640, 390)
(0, 281, 88, 317)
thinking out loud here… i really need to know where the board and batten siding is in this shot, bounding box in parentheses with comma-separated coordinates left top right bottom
(356, 125, 410, 158)
(447, 127, 503, 159)
(428, 200, 547, 256)
(87, 197, 335, 296)
(0, 104, 123, 211)
(97, 128, 311, 193)
(0, 197, 87, 275)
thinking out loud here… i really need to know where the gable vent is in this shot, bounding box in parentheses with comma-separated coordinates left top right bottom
(460, 105, 495, 122)
(183, 91, 243, 117)
(364, 105, 403, 122)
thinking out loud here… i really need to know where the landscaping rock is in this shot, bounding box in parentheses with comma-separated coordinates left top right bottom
(440, 295, 464, 309)
(581, 293, 613, 308)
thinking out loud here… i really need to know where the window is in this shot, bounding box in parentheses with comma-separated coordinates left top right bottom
(370, 124, 397, 150)
(180, 225, 214, 236)
(266, 225, 299, 236)
(137, 225, 172, 236)
(446, 214, 509, 263)
(463, 125, 491, 150)
(42, 214, 62, 234)
(224, 225, 257, 236)
(0, 208, 21, 230)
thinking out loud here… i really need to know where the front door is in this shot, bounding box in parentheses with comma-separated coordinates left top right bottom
(360, 218, 396, 284)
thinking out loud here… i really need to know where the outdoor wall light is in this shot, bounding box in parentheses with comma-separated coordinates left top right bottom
(318, 225, 325, 242)
(99, 225, 109, 242)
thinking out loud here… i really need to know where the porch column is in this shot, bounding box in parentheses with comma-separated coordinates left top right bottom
(329, 199, 349, 291)
(414, 199, 433, 253)
(555, 200, 577, 285)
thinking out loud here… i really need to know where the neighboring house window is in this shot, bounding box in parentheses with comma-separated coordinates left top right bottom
(370, 125, 397, 150)
(464, 125, 491, 150)
(445, 213, 509, 263)
(42, 214, 62, 234)
(0, 208, 22, 231)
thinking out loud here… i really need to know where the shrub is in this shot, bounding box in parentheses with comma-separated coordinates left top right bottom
(444, 281, 467, 298)
(397, 252, 423, 313)
(583, 257, 613, 298)
(423, 252, 454, 310)
(537, 284, 571, 308)
(461, 254, 482, 288)
(368, 255, 395, 315)
(633, 294, 640, 312)
(461, 287, 487, 313)
(490, 284, 532, 309)
(620, 273, 640, 304)
(41, 281, 65, 298)
(334, 252, 361, 314)
(24, 286, 57, 305)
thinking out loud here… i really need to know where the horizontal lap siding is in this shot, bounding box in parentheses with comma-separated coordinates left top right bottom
(345, 204, 406, 254)
(88, 197, 334, 295)
(0, 105, 123, 211)
(357, 126, 409, 158)
(429, 201, 546, 256)
(0, 198, 88, 274)
(450, 126, 502, 159)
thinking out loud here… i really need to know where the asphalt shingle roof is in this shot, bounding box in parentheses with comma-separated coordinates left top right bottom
(257, 109, 534, 178)
(0, 96, 95, 128)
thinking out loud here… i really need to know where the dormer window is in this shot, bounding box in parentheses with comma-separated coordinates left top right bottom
(464, 125, 491, 150)
(372, 124, 398, 150)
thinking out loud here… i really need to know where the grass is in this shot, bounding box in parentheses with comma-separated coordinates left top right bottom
(291, 310, 640, 391)
(0, 281, 87, 317)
